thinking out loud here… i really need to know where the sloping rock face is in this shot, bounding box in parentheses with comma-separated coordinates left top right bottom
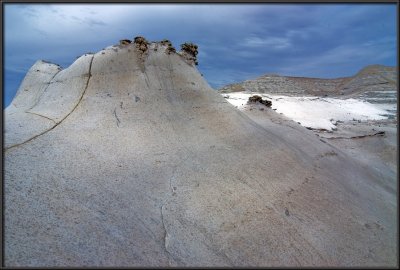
(343, 65, 398, 102)
(4, 39, 397, 267)
(219, 65, 397, 100)
(5, 60, 62, 148)
(219, 74, 347, 96)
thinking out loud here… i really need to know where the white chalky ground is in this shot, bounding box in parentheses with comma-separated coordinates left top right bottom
(222, 92, 396, 131)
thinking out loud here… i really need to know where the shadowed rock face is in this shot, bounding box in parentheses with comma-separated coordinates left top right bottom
(4, 39, 397, 267)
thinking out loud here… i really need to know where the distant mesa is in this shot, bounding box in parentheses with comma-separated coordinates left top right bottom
(219, 64, 397, 99)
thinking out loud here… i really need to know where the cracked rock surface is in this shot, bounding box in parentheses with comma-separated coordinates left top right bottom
(4, 40, 397, 267)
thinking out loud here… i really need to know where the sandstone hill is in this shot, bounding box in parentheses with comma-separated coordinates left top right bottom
(4, 38, 397, 267)
(219, 65, 397, 102)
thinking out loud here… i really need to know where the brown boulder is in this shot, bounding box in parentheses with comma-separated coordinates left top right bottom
(119, 39, 132, 45)
(133, 36, 149, 54)
(180, 42, 199, 65)
(248, 95, 272, 107)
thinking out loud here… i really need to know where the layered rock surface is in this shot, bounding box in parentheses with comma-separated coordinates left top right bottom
(4, 40, 397, 267)
(219, 65, 397, 102)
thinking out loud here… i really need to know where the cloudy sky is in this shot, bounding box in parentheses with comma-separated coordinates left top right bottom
(3, 3, 397, 107)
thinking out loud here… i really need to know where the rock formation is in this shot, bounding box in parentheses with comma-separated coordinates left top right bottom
(180, 42, 199, 65)
(159, 39, 176, 55)
(219, 65, 397, 101)
(119, 39, 132, 46)
(4, 38, 397, 267)
(133, 36, 149, 54)
(248, 95, 272, 107)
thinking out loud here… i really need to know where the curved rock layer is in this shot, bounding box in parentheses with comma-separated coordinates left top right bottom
(4, 41, 397, 267)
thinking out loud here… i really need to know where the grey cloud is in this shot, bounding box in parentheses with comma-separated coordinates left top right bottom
(84, 18, 107, 27)
(4, 4, 397, 107)
(242, 36, 292, 50)
(71, 15, 80, 21)
(69, 14, 106, 27)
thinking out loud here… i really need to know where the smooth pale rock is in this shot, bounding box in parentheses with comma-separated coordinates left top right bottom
(27, 54, 94, 122)
(4, 107, 55, 149)
(4, 40, 397, 267)
(4, 55, 95, 149)
(11, 60, 62, 110)
(4, 60, 61, 148)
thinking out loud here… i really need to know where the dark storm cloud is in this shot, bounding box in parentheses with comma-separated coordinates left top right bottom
(3, 4, 397, 107)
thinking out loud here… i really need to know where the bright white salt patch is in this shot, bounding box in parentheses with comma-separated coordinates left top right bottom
(222, 92, 395, 131)
(221, 94, 248, 108)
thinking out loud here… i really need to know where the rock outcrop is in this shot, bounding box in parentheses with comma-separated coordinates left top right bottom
(248, 95, 272, 107)
(119, 39, 132, 46)
(4, 38, 397, 267)
(158, 39, 176, 55)
(133, 36, 150, 54)
(180, 42, 199, 65)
